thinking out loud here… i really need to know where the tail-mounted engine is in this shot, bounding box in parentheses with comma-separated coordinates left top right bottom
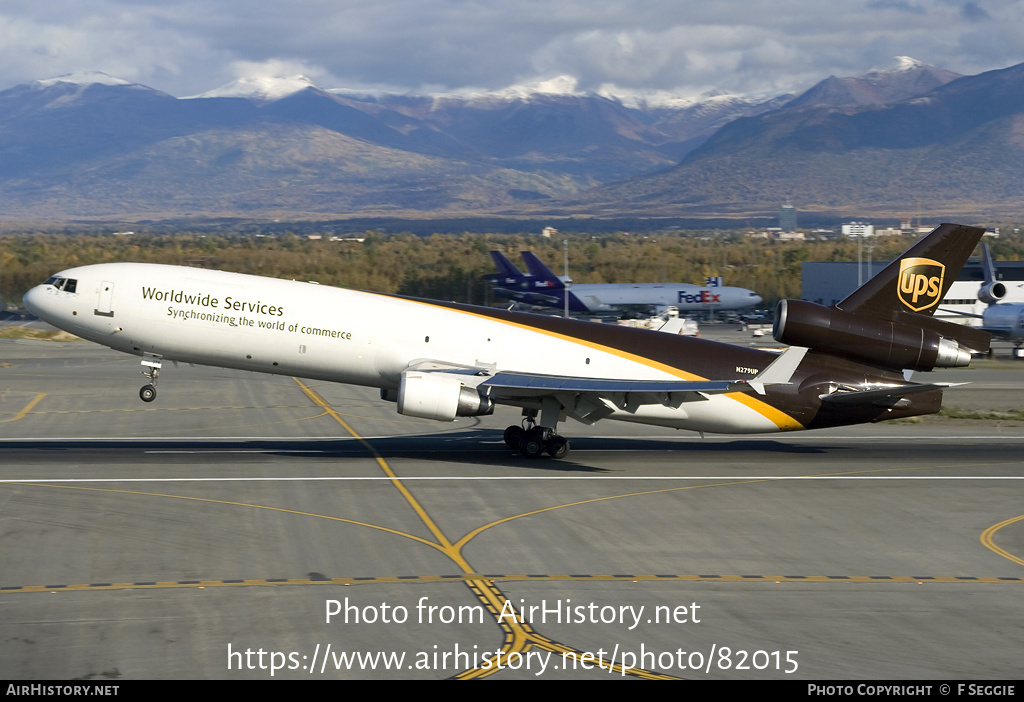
(396, 371, 494, 421)
(978, 281, 1006, 305)
(773, 299, 981, 371)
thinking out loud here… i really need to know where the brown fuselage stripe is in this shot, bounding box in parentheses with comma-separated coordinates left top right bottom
(396, 296, 804, 429)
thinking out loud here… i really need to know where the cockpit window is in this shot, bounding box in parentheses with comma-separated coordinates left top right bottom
(44, 276, 77, 293)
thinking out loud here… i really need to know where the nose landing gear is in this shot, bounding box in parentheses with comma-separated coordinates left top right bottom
(139, 353, 162, 403)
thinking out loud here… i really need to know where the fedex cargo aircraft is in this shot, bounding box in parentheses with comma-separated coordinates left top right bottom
(486, 250, 762, 315)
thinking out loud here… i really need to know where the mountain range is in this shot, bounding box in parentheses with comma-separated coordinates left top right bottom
(0, 57, 1019, 223)
(576, 58, 1024, 220)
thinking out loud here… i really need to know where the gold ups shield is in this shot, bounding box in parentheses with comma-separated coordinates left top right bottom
(897, 257, 945, 312)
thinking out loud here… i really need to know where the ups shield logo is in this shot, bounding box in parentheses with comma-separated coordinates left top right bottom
(898, 257, 944, 312)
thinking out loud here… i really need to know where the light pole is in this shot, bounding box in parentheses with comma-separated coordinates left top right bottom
(563, 239, 569, 318)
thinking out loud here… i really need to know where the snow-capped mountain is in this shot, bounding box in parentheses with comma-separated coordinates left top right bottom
(0, 58, 1019, 221)
(578, 60, 1023, 219)
(783, 56, 961, 108)
(34, 71, 133, 88)
(188, 74, 321, 102)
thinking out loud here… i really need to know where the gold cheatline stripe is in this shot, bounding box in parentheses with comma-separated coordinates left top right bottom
(396, 296, 804, 432)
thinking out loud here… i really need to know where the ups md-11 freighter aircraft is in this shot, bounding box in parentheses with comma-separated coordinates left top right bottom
(23, 224, 990, 459)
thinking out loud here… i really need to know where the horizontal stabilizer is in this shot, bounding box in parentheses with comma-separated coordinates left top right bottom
(820, 382, 964, 406)
(492, 288, 561, 305)
(939, 307, 983, 319)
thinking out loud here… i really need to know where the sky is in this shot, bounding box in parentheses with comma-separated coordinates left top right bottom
(2, 1, 1023, 100)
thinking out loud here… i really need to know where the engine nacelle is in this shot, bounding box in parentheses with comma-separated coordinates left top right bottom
(773, 299, 972, 371)
(978, 281, 1006, 305)
(396, 371, 494, 421)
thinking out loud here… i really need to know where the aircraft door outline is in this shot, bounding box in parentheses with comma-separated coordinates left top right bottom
(95, 281, 115, 317)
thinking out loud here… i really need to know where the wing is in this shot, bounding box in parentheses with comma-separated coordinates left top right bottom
(479, 372, 742, 424)
(406, 346, 808, 425)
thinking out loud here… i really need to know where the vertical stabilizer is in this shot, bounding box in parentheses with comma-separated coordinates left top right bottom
(838, 223, 984, 320)
(774, 223, 991, 366)
(487, 251, 527, 284)
(977, 243, 1007, 305)
(520, 251, 566, 289)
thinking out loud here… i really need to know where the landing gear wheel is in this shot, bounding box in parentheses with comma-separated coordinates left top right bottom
(503, 425, 524, 449)
(519, 428, 546, 459)
(139, 354, 162, 403)
(545, 435, 569, 459)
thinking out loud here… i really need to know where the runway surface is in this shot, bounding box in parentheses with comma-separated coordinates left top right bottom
(1, 336, 1022, 680)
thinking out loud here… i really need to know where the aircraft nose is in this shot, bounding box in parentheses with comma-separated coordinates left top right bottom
(23, 285, 53, 321)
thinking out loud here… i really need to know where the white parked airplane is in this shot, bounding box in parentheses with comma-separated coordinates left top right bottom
(966, 243, 1024, 358)
(23, 224, 990, 459)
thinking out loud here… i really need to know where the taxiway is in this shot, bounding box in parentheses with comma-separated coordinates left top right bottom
(1, 336, 1022, 679)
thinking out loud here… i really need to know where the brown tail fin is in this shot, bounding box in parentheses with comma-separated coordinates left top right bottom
(838, 223, 983, 319)
(835, 223, 990, 354)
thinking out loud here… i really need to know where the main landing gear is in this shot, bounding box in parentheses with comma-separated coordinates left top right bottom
(503, 408, 570, 459)
(139, 353, 162, 403)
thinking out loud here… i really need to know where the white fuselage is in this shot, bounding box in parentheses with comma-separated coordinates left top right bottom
(23, 263, 789, 434)
(570, 282, 762, 313)
(982, 303, 1024, 338)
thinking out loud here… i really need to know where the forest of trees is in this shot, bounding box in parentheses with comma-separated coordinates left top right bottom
(2, 226, 1022, 310)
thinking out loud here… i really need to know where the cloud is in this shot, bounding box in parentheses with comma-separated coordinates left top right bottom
(960, 2, 990, 21)
(225, 59, 328, 83)
(867, 1, 927, 14)
(0, 1, 1022, 99)
(0, 5, 217, 91)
